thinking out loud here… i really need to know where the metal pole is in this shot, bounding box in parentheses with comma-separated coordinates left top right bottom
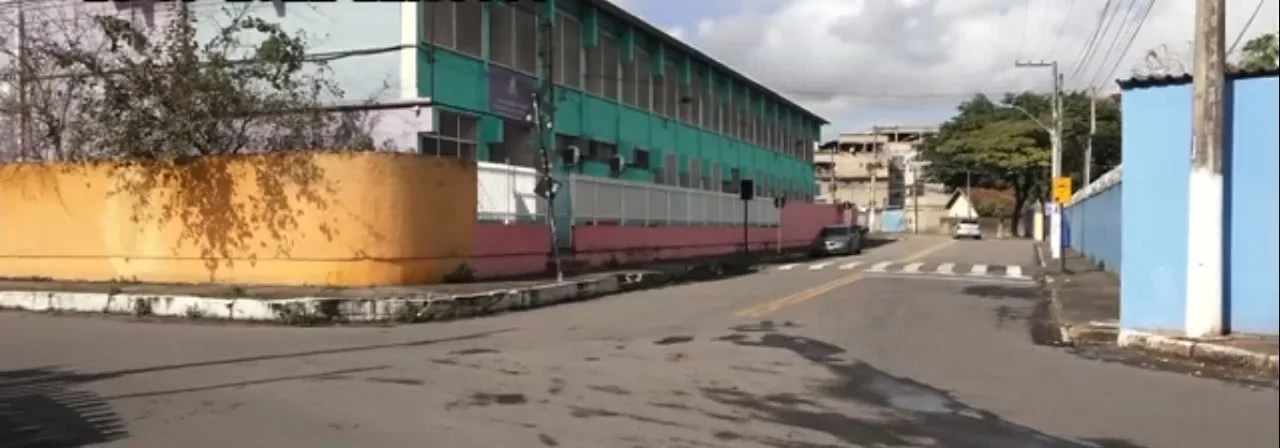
(911, 162, 920, 234)
(1184, 0, 1226, 337)
(534, 8, 563, 282)
(868, 126, 880, 230)
(965, 170, 973, 218)
(742, 198, 750, 257)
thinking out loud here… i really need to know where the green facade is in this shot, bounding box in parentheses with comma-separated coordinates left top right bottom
(417, 0, 825, 198)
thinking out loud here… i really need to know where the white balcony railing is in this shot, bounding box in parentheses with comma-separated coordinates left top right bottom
(569, 175, 781, 227)
(477, 161, 546, 223)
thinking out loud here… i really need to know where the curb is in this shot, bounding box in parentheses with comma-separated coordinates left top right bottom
(1033, 243, 1076, 345)
(1118, 329, 1280, 377)
(0, 267, 715, 326)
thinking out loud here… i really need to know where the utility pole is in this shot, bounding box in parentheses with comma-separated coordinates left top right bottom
(1085, 86, 1096, 185)
(532, 6, 564, 282)
(867, 125, 880, 231)
(910, 160, 920, 234)
(1185, 0, 1226, 338)
(1014, 60, 1063, 260)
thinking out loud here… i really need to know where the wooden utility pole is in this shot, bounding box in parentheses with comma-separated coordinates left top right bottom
(1185, 0, 1227, 338)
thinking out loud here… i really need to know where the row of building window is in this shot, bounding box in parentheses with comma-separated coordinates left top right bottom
(423, 2, 816, 165)
(424, 110, 809, 200)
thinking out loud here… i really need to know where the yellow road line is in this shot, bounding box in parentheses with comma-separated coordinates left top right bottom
(734, 238, 957, 318)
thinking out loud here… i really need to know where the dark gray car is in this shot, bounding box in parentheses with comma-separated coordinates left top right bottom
(810, 225, 863, 257)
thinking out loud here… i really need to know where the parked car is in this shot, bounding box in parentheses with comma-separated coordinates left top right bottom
(953, 218, 982, 239)
(811, 225, 863, 257)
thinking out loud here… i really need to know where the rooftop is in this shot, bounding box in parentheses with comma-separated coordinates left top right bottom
(588, 0, 828, 125)
(1117, 67, 1280, 89)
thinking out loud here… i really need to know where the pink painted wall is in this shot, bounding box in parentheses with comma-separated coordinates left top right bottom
(471, 223, 551, 278)
(573, 203, 843, 266)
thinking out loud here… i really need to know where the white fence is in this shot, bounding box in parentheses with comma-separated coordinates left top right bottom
(569, 175, 781, 226)
(477, 162, 546, 223)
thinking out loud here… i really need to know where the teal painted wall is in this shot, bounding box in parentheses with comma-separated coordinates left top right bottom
(416, 0, 822, 197)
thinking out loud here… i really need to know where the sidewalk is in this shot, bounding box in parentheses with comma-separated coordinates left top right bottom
(1035, 243, 1279, 377)
(0, 249, 796, 325)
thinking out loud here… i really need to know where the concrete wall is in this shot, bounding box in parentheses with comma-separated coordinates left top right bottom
(1225, 76, 1279, 334)
(572, 202, 841, 266)
(1064, 168, 1122, 273)
(472, 223, 552, 279)
(1115, 73, 1279, 335)
(1119, 82, 1193, 333)
(0, 152, 477, 286)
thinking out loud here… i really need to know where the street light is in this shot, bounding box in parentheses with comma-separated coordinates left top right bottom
(1001, 104, 1054, 137)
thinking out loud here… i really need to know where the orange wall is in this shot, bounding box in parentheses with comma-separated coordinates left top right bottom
(0, 152, 477, 286)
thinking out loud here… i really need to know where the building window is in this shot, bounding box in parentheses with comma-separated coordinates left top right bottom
(717, 98, 728, 135)
(423, 1, 482, 57)
(664, 153, 678, 186)
(633, 148, 651, 169)
(490, 4, 516, 67)
(422, 110, 479, 160)
(514, 6, 538, 73)
(587, 140, 616, 161)
(651, 65, 667, 116)
(634, 49, 652, 111)
(690, 71, 703, 128)
(600, 33, 620, 100)
(664, 58, 679, 118)
(555, 14, 583, 89)
(585, 35, 603, 96)
(689, 158, 702, 190)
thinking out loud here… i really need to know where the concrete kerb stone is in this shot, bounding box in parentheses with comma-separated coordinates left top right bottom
(1118, 329, 1280, 377)
(1033, 243, 1118, 345)
(1032, 245, 1278, 376)
(0, 271, 685, 326)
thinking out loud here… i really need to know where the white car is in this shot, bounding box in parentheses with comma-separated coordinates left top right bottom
(953, 219, 982, 239)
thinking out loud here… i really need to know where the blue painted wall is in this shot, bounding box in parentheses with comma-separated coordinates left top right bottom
(1118, 83, 1192, 333)
(1065, 182, 1122, 272)
(879, 210, 907, 233)
(1226, 76, 1280, 334)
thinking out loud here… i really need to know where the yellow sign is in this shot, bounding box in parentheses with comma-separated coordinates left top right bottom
(1052, 176, 1073, 204)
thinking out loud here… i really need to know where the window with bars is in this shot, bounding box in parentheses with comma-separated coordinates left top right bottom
(421, 111, 479, 160)
(423, 1, 483, 57)
(635, 50, 652, 111)
(513, 7, 538, 73)
(555, 14, 583, 89)
(690, 71, 704, 127)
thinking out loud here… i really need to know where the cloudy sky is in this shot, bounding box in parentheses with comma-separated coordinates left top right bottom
(610, 0, 1280, 139)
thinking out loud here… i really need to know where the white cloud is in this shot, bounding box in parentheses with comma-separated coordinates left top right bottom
(639, 0, 1280, 136)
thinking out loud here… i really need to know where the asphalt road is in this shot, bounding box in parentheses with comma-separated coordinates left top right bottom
(2, 236, 1276, 448)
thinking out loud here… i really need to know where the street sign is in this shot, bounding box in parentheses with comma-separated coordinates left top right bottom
(1052, 176, 1073, 204)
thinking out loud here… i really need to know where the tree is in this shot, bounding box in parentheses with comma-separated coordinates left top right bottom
(1, 4, 386, 273)
(919, 91, 1121, 235)
(1240, 32, 1279, 71)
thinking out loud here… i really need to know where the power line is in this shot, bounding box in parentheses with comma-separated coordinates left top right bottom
(1228, 0, 1268, 55)
(1084, 0, 1154, 87)
(1046, 0, 1080, 59)
(1092, 0, 1156, 88)
(1016, 0, 1035, 59)
(1068, 0, 1120, 83)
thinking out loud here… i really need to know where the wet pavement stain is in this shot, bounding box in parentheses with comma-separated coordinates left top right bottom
(567, 406, 691, 428)
(547, 378, 566, 395)
(587, 384, 631, 396)
(712, 327, 1148, 447)
(450, 348, 500, 356)
(536, 433, 560, 446)
(448, 392, 529, 409)
(365, 377, 425, 386)
(655, 335, 694, 345)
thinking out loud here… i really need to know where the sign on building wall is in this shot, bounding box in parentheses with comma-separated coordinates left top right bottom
(489, 65, 538, 122)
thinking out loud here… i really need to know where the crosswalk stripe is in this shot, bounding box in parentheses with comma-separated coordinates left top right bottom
(902, 262, 923, 273)
(937, 263, 955, 274)
(838, 261, 864, 270)
(867, 261, 893, 272)
(1005, 265, 1024, 278)
(808, 262, 831, 270)
(968, 264, 988, 276)
(777, 264, 799, 271)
